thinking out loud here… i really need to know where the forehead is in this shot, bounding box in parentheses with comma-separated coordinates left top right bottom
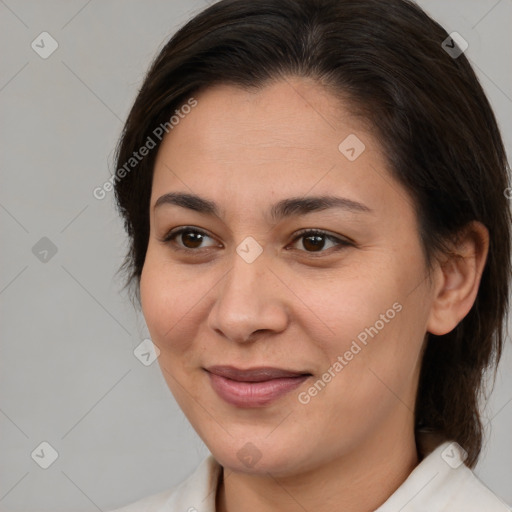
(150, 78, 407, 221)
(163, 78, 356, 155)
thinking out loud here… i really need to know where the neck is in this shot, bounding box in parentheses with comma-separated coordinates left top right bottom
(216, 425, 419, 512)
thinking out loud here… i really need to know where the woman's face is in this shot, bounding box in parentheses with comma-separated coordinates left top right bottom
(140, 78, 437, 476)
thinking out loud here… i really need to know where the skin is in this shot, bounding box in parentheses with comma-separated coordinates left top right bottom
(139, 77, 489, 512)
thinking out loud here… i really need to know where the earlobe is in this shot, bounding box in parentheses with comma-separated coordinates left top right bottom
(426, 221, 489, 336)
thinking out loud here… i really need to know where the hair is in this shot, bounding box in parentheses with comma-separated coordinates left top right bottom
(113, 0, 511, 467)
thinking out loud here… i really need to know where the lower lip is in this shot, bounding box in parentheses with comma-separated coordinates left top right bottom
(207, 372, 310, 408)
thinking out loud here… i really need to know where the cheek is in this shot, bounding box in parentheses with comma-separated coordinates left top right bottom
(140, 254, 189, 348)
(140, 251, 217, 361)
(140, 259, 169, 339)
(325, 301, 426, 421)
(300, 303, 422, 443)
(299, 265, 401, 347)
(300, 259, 426, 391)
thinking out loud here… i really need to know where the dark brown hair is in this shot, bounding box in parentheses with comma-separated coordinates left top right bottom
(113, 0, 511, 466)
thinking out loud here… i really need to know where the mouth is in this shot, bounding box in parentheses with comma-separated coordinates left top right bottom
(204, 365, 312, 407)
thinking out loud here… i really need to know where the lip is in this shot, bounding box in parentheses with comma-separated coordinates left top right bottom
(205, 366, 312, 407)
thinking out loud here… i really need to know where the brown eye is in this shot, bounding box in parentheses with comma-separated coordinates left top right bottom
(162, 227, 219, 251)
(290, 229, 351, 254)
(180, 230, 206, 249)
(302, 233, 327, 252)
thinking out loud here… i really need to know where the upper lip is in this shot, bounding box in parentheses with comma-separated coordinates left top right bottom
(205, 365, 311, 382)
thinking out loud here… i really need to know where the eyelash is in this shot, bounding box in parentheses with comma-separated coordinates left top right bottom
(160, 226, 353, 256)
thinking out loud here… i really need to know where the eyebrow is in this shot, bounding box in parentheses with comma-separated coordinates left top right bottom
(154, 192, 373, 221)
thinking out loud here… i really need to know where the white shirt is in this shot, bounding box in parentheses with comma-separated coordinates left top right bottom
(109, 441, 511, 511)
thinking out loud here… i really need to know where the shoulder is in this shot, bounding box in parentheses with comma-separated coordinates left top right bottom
(376, 441, 511, 512)
(107, 454, 222, 512)
(441, 462, 511, 511)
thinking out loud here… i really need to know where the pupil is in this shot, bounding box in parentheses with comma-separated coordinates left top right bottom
(183, 231, 203, 248)
(304, 235, 324, 251)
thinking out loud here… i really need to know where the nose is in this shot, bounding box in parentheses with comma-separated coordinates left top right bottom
(207, 247, 289, 344)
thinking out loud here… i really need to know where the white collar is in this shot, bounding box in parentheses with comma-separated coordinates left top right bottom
(118, 440, 509, 511)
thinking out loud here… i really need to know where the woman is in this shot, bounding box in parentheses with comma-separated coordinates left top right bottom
(109, 0, 511, 510)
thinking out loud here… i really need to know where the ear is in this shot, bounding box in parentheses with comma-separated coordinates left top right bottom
(426, 221, 489, 336)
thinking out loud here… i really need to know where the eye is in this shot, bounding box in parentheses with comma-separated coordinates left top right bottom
(161, 226, 221, 251)
(160, 226, 352, 255)
(288, 229, 352, 254)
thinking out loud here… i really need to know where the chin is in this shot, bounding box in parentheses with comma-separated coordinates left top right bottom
(206, 436, 314, 477)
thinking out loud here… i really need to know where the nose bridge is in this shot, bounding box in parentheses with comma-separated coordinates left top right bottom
(207, 244, 288, 342)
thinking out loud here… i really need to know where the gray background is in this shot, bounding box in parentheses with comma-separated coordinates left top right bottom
(1, 0, 511, 510)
